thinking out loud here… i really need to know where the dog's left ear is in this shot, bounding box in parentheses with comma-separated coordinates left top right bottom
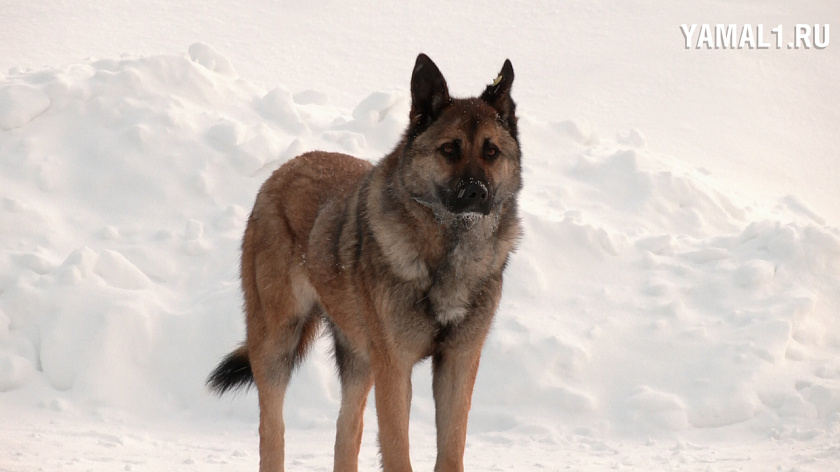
(410, 54, 451, 132)
(481, 59, 517, 132)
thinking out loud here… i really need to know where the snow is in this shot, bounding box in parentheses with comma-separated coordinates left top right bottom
(2, 1, 840, 470)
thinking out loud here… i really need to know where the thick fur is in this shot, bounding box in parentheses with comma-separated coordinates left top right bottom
(208, 53, 522, 472)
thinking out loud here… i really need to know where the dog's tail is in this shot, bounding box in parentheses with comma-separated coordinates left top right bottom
(206, 345, 254, 395)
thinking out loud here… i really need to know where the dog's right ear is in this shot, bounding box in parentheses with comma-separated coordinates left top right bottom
(409, 54, 451, 134)
(481, 59, 517, 134)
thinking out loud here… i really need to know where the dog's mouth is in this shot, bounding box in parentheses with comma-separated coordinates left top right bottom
(457, 211, 487, 222)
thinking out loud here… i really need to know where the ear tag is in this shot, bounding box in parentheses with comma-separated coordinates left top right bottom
(492, 73, 503, 87)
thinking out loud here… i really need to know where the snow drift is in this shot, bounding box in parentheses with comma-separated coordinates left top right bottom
(2, 44, 840, 468)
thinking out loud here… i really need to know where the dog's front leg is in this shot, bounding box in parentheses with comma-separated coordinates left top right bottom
(373, 353, 414, 472)
(431, 343, 484, 472)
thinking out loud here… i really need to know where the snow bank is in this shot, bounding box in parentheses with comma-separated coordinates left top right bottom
(2, 45, 839, 455)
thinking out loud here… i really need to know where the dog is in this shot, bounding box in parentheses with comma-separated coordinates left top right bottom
(207, 53, 522, 472)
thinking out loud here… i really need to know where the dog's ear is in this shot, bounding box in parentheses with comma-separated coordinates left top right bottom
(410, 54, 451, 132)
(481, 59, 517, 134)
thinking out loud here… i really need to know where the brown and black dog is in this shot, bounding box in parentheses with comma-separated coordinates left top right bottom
(208, 53, 522, 472)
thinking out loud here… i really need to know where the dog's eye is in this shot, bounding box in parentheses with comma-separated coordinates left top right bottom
(439, 141, 460, 159)
(485, 145, 500, 160)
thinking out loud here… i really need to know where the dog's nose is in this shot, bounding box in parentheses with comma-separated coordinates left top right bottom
(456, 181, 489, 213)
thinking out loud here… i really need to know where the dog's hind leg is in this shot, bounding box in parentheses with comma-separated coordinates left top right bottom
(331, 328, 373, 472)
(246, 235, 322, 472)
(249, 309, 321, 472)
(253, 362, 289, 472)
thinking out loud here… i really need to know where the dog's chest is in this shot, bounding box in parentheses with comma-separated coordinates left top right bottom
(369, 205, 500, 326)
(423, 228, 497, 325)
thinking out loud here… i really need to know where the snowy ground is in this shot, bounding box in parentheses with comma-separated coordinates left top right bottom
(2, 1, 839, 471)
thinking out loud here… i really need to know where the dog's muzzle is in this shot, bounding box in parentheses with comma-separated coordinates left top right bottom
(451, 179, 491, 215)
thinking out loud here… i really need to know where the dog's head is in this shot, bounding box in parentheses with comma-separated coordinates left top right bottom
(399, 54, 521, 220)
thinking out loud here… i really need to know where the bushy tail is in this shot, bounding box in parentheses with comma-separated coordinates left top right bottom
(206, 345, 254, 395)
